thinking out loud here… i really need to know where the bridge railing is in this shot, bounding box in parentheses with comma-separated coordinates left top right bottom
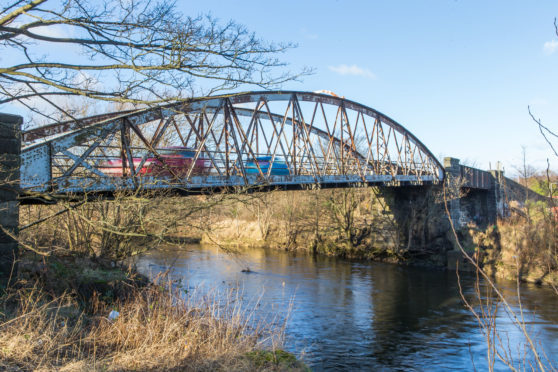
(49, 150, 437, 182)
(459, 165, 494, 190)
(21, 91, 446, 194)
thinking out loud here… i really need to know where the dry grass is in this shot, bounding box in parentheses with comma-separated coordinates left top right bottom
(496, 217, 558, 287)
(467, 201, 558, 287)
(10, 190, 307, 371)
(0, 276, 303, 371)
(201, 188, 403, 258)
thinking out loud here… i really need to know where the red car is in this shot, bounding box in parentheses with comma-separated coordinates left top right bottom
(98, 147, 210, 177)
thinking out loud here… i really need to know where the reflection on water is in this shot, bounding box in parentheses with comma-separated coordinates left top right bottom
(136, 245, 558, 371)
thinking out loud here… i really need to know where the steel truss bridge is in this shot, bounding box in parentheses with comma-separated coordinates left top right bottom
(20, 91, 444, 196)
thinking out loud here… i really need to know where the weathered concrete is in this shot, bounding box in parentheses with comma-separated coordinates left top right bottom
(385, 185, 453, 266)
(440, 158, 553, 269)
(501, 176, 549, 204)
(444, 157, 463, 227)
(382, 158, 547, 269)
(443, 157, 506, 229)
(0, 113, 21, 288)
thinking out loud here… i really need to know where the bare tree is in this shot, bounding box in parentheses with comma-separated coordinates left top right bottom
(512, 146, 537, 186)
(0, 0, 309, 125)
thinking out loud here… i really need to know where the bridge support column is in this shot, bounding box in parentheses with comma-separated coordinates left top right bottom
(0, 113, 21, 289)
(489, 169, 505, 219)
(444, 157, 463, 228)
(384, 185, 454, 266)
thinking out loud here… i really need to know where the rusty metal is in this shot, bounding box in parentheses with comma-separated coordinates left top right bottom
(22, 110, 135, 142)
(20, 91, 445, 194)
(461, 166, 493, 190)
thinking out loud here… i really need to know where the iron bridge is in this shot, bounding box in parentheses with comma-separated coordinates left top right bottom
(20, 91, 444, 196)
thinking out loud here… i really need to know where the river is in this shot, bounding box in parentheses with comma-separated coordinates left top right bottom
(135, 244, 558, 371)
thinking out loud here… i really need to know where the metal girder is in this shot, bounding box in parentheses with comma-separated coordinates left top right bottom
(20, 91, 445, 195)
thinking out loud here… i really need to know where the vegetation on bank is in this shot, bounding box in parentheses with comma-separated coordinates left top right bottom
(1, 192, 309, 371)
(197, 184, 558, 287)
(461, 199, 558, 288)
(201, 187, 443, 264)
(15, 175, 558, 286)
(1, 263, 305, 371)
(514, 169, 558, 198)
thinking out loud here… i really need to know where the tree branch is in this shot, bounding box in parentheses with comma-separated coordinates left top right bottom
(0, 0, 46, 26)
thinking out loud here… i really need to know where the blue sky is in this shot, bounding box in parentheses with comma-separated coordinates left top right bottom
(4, 1, 558, 175)
(181, 0, 558, 174)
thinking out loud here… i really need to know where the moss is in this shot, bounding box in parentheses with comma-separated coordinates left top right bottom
(18, 253, 147, 306)
(49, 260, 70, 277)
(80, 266, 128, 284)
(244, 349, 310, 371)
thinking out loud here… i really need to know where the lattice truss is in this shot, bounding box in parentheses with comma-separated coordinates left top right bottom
(21, 92, 444, 193)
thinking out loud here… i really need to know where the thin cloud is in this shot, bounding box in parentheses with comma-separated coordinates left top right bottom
(328, 64, 376, 79)
(529, 98, 548, 106)
(10, 19, 71, 39)
(301, 28, 318, 40)
(543, 40, 558, 54)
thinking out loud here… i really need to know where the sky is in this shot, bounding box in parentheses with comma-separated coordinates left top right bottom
(3, 1, 558, 176)
(178, 0, 558, 175)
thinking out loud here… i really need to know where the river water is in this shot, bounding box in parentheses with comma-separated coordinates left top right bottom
(136, 245, 558, 371)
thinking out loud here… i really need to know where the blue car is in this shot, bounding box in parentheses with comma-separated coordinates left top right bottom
(244, 156, 289, 176)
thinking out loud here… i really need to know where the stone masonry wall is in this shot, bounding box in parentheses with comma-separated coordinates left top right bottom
(502, 176, 549, 204)
(0, 113, 21, 287)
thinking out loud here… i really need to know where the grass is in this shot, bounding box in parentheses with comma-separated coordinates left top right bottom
(0, 273, 306, 371)
(244, 350, 310, 371)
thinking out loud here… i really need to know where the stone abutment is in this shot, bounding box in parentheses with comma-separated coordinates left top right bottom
(0, 113, 21, 288)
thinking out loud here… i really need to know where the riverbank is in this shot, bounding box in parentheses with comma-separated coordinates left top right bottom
(4, 187, 557, 370)
(197, 188, 451, 267)
(136, 243, 558, 370)
(192, 189, 557, 287)
(0, 253, 308, 371)
(462, 215, 558, 288)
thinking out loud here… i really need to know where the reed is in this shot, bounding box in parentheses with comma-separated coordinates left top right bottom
(0, 275, 305, 371)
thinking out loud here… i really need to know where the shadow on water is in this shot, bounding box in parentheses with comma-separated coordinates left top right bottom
(136, 245, 558, 371)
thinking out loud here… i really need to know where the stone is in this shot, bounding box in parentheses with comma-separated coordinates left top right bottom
(0, 225, 17, 243)
(0, 201, 19, 227)
(0, 153, 20, 166)
(0, 242, 18, 267)
(0, 242, 18, 281)
(443, 157, 460, 169)
(446, 249, 476, 272)
(446, 250, 463, 271)
(0, 113, 22, 123)
(0, 138, 20, 154)
(0, 187, 18, 200)
(0, 153, 20, 183)
(0, 113, 20, 288)
(0, 114, 22, 139)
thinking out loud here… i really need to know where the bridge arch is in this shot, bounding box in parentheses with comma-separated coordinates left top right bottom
(20, 91, 444, 194)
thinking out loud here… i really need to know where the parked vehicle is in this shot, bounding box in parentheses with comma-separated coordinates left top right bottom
(244, 156, 289, 176)
(98, 146, 210, 177)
